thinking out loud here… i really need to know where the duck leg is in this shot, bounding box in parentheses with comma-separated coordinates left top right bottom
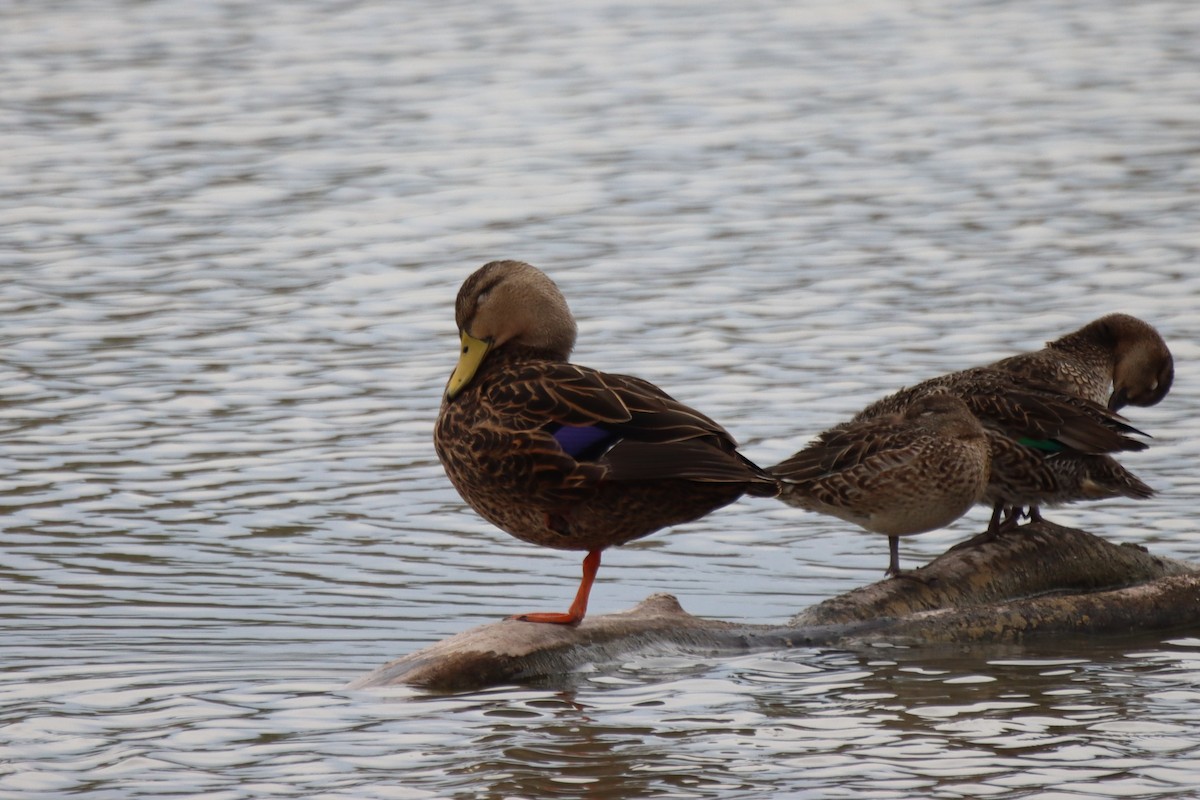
(984, 502, 1005, 540)
(1001, 506, 1024, 531)
(887, 537, 938, 583)
(511, 550, 601, 626)
(885, 536, 901, 577)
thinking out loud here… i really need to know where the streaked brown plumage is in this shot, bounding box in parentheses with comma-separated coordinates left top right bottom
(434, 260, 778, 625)
(854, 353, 1152, 534)
(989, 313, 1173, 411)
(771, 393, 990, 575)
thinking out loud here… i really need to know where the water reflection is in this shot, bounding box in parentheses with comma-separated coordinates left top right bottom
(350, 638, 1200, 798)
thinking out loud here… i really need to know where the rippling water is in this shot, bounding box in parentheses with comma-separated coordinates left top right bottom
(3, 0, 1199, 797)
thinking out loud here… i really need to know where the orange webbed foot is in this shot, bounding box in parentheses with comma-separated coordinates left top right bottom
(506, 550, 601, 628)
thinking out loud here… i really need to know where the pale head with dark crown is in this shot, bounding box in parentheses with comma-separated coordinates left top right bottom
(446, 261, 578, 399)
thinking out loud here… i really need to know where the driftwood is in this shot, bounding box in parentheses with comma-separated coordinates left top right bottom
(349, 521, 1200, 692)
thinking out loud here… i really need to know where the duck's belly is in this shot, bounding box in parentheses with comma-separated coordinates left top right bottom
(444, 466, 745, 552)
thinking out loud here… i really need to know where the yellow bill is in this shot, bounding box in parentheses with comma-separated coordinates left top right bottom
(445, 331, 491, 399)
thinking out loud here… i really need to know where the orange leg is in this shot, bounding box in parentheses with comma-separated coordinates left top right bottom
(510, 550, 602, 626)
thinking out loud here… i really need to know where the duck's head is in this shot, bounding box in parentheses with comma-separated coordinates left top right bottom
(1103, 314, 1174, 410)
(906, 392, 986, 440)
(445, 260, 577, 400)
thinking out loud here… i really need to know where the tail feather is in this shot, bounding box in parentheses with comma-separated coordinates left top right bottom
(1082, 457, 1155, 500)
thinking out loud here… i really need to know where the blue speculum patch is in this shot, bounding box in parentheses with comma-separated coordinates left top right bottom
(547, 423, 620, 461)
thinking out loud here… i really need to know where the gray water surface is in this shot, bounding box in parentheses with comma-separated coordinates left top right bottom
(3, 1, 1200, 797)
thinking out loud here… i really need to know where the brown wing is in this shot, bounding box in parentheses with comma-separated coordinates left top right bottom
(484, 361, 775, 490)
(856, 367, 1146, 455)
(485, 362, 634, 425)
(952, 371, 1147, 454)
(770, 414, 910, 483)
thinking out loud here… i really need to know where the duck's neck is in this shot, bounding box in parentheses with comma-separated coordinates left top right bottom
(1047, 321, 1117, 371)
(490, 342, 573, 366)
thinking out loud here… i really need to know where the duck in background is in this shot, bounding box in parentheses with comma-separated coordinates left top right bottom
(988, 313, 1173, 412)
(434, 260, 778, 626)
(770, 392, 991, 576)
(852, 315, 1169, 534)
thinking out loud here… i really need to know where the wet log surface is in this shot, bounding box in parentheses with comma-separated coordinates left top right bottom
(349, 522, 1200, 692)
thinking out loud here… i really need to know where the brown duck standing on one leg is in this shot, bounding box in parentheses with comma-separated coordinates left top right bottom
(770, 393, 991, 576)
(434, 260, 779, 625)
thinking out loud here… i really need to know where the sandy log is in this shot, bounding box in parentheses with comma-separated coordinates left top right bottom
(349, 521, 1200, 692)
(346, 594, 875, 692)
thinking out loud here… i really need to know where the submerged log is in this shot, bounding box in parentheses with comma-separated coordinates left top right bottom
(349, 521, 1200, 692)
